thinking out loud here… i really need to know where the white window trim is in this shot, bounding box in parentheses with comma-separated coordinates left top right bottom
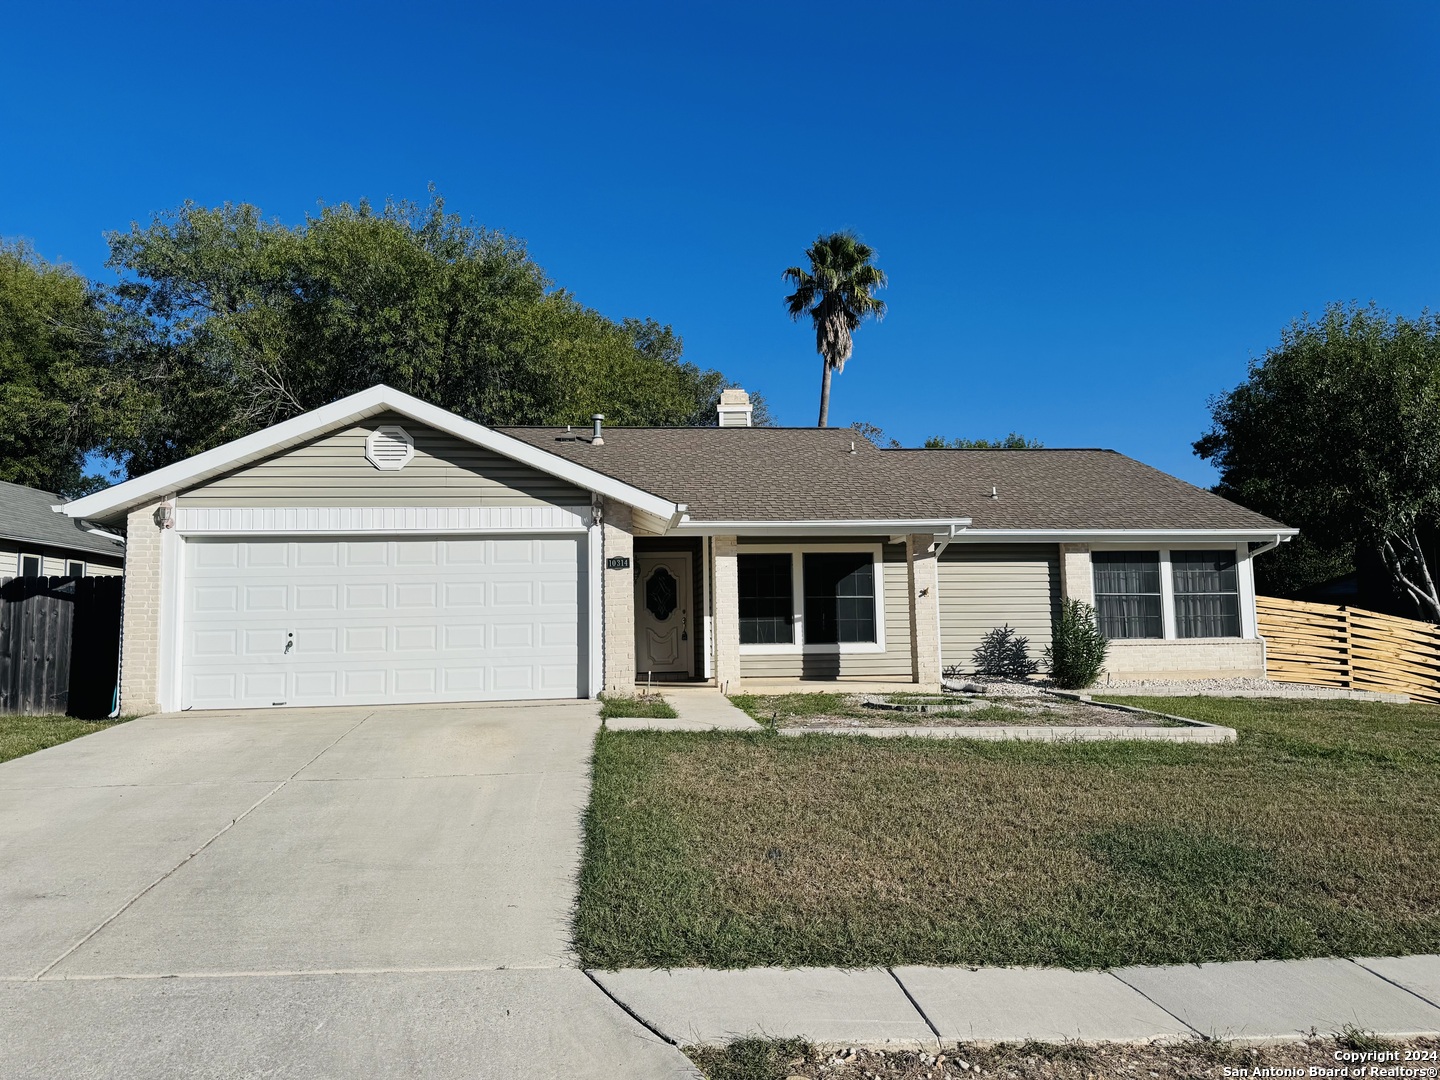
(737, 542, 887, 655)
(66, 560, 86, 577)
(1090, 541, 1254, 641)
(17, 552, 42, 578)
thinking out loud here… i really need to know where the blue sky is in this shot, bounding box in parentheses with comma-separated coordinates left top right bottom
(4, 1, 1438, 485)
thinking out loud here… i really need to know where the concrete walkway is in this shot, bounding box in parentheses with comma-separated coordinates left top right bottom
(604, 686, 761, 732)
(591, 955, 1440, 1047)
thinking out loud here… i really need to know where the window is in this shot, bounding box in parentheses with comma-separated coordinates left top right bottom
(1172, 550, 1240, 638)
(739, 553, 793, 644)
(1093, 551, 1163, 639)
(18, 554, 41, 578)
(67, 561, 85, 577)
(803, 553, 877, 644)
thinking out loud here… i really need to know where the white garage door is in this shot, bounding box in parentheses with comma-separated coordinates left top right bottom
(181, 535, 585, 709)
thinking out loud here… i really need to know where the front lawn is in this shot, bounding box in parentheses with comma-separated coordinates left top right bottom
(575, 697, 1440, 969)
(599, 694, 679, 720)
(0, 713, 131, 765)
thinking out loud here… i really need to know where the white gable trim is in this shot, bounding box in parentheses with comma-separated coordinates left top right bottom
(58, 385, 681, 523)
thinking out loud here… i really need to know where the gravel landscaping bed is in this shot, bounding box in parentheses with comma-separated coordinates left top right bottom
(735, 691, 1179, 729)
(686, 1035, 1440, 1080)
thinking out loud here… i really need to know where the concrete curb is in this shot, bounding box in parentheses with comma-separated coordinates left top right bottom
(777, 724, 1236, 742)
(589, 955, 1440, 1048)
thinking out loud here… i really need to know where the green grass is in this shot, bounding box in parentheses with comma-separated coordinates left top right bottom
(0, 713, 131, 765)
(599, 694, 679, 720)
(575, 696, 1440, 969)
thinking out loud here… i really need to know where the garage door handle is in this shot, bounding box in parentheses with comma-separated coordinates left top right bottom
(285, 633, 294, 654)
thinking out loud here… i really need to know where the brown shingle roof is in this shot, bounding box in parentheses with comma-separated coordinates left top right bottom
(497, 427, 1287, 531)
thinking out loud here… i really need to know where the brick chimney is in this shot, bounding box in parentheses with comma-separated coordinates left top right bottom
(716, 388, 753, 428)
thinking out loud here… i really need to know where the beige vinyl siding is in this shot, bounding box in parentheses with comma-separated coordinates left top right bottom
(179, 414, 589, 509)
(939, 543, 1059, 673)
(0, 539, 123, 578)
(738, 541, 913, 681)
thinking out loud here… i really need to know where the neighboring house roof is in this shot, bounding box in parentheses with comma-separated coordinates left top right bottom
(500, 427, 1291, 534)
(0, 480, 126, 560)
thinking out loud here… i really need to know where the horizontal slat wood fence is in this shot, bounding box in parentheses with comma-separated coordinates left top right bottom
(1256, 595, 1440, 703)
(0, 576, 123, 717)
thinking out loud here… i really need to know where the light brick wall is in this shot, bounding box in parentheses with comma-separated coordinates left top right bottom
(601, 501, 636, 695)
(907, 533, 942, 691)
(1103, 638, 1265, 681)
(1059, 543, 1094, 606)
(120, 502, 166, 715)
(711, 535, 741, 692)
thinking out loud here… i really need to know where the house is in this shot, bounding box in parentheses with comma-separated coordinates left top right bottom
(0, 479, 124, 580)
(57, 385, 1296, 714)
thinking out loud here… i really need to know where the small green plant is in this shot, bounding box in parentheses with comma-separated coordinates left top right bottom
(1045, 598, 1108, 688)
(971, 624, 1039, 680)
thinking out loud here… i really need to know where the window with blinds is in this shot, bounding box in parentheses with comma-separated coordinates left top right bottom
(1092, 551, 1163, 639)
(1171, 550, 1240, 638)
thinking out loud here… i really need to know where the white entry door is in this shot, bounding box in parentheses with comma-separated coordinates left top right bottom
(180, 535, 585, 709)
(634, 552, 693, 677)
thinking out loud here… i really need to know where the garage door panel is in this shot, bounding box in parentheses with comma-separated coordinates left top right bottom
(245, 586, 287, 612)
(343, 541, 388, 566)
(243, 543, 288, 569)
(344, 583, 388, 609)
(182, 535, 585, 709)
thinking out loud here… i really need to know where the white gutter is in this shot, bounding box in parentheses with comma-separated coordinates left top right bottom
(948, 527, 1300, 544)
(670, 518, 974, 537)
(1247, 532, 1292, 559)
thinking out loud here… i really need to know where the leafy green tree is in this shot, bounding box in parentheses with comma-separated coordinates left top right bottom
(783, 232, 887, 427)
(0, 241, 130, 495)
(1195, 304, 1440, 620)
(105, 193, 754, 473)
(924, 433, 1043, 449)
(849, 420, 900, 447)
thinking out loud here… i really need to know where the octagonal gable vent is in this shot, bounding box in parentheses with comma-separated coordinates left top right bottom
(365, 425, 415, 470)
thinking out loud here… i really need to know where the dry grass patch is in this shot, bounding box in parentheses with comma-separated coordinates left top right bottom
(686, 1036, 1440, 1080)
(730, 691, 1169, 728)
(575, 697, 1440, 969)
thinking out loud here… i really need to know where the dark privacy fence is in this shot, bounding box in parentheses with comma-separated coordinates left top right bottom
(0, 576, 123, 717)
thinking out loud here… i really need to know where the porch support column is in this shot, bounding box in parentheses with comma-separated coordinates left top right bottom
(601, 500, 636, 696)
(1059, 543, 1094, 605)
(906, 533, 942, 691)
(711, 535, 741, 693)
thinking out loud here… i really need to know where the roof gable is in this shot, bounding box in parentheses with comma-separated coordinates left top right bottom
(59, 386, 682, 524)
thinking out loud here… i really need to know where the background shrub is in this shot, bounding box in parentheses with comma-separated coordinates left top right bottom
(1045, 599, 1109, 688)
(971, 625, 1040, 680)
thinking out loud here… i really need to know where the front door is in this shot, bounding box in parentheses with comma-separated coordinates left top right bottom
(635, 552, 694, 677)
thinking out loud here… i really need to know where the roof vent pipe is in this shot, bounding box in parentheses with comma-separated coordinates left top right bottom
(591, 414, 605, 446)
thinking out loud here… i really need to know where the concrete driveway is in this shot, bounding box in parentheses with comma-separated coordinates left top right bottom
(0, 703, 697, 1079)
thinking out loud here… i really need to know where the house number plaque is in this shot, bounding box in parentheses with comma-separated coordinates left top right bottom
(606, 556, 631, 570)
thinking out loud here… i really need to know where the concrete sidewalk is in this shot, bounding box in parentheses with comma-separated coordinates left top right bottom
(604, 687, 761, 732)
(590, 955, 1440, 1048)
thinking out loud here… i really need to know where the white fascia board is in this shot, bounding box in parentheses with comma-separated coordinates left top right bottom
(671, 518, 973, 537)
(951, 527, 1299, 543)
(57, 385, 680, 523)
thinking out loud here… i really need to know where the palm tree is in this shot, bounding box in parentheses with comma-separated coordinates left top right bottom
(783, 232, 888, 426)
